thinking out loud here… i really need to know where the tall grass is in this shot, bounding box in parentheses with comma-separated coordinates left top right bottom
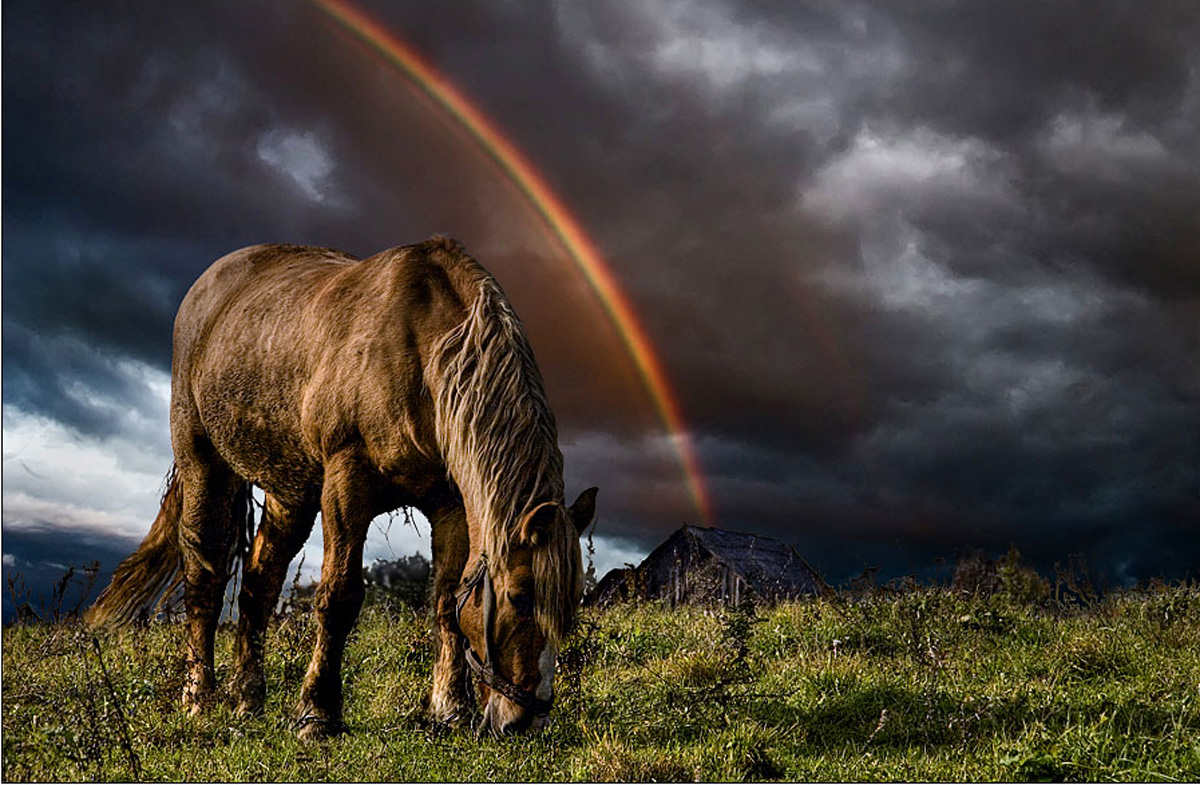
(3, 571, 1198, 781)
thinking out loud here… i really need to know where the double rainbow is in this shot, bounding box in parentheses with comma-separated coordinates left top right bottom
(309, 0, 714, 526)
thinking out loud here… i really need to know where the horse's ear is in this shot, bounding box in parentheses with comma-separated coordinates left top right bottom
(519, 501, 560, 547)
(569, 487, 598, 536)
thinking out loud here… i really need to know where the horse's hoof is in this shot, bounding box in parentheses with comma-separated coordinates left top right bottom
(234, 677, 265, 716)
(427, 693, 472, 729)
(234, 698, 263, 717)
(428, 710, 469, 731)
(182, 689, 211, 717)
(294, 713, 343, 741)
(427, 703, 469, 727)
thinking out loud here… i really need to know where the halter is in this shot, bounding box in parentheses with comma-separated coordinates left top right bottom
(454, 553, 553, 718)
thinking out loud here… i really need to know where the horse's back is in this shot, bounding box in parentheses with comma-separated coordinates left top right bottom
(174, 244, 357, 362)
(176, 240, 472, 361)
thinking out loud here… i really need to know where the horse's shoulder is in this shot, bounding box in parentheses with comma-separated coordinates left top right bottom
(367, 236, 470, 270)
(361, 238, 479, 314)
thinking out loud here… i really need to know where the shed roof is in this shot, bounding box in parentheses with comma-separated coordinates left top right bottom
(590, 525, 824, 605)
(681, 526, 823, 597)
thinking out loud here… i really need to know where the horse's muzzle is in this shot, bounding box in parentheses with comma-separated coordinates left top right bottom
(475, 695, 549, 737)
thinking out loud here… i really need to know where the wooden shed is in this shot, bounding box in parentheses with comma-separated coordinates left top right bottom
(589, 525, 824, 607)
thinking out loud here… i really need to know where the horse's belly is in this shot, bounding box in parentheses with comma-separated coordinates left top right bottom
(193, 368, 323, 507)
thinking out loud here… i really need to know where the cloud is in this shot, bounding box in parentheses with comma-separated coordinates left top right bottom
(1039, 110, 1177, 181)
(3, 326, 173, 444)
(633, 0, 813, 95)
(2, 401, 172, 539)
(256, 128, 346, 207)
(164, 53, 252, 163)
(800, 128, 1019, 228)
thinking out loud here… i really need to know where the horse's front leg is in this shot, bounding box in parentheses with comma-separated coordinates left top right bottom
(427, 502, 471, 726)
(295, 453, 371, 740)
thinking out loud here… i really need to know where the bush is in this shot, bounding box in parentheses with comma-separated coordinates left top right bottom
(364, 554, 431, 611)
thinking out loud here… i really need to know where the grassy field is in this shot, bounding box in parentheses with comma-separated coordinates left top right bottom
(3, 581, 1198, 781)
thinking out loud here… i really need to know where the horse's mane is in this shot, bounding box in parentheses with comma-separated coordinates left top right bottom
(428, 243, 580, 643)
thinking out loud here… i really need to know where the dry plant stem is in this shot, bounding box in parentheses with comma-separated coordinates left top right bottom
(87, 634, 142, 780)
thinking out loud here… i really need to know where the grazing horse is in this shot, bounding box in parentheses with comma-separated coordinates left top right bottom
(88, 237, 598, 737)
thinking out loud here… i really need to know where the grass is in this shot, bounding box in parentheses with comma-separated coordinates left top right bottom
(3, 583, 1199, 781)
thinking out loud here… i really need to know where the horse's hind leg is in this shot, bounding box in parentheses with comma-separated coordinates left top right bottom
(295, 452, 373, 739)
(233, 492, 317, 715)
(427, 500, 471, 725)
(177, 459, 242, 715)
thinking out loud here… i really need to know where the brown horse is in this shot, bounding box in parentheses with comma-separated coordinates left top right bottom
(88, 236, 597, 737)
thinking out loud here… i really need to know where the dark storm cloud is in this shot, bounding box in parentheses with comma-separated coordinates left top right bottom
(4, 2, 373, 433)
(2, 526, 140, 622)
(863, 0, 1198, 143)
(5, 3, 269, 238)
(3, 323, 166, 440)
(3, 0, 1197, 588)
(821, 0, 1200, 303)
(535, 0, 1199, 579)
(3, 222, 195, 366)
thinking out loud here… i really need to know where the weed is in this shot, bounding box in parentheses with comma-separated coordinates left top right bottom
(1053, 554, 1106, 614)
(5, 562, 101, 624)
(85, 632, 142, 778)
(583, 732, 692, 782)
(1056, 632, 1134, 683)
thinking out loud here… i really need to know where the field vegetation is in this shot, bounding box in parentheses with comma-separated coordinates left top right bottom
(3, 560, 1198, 781)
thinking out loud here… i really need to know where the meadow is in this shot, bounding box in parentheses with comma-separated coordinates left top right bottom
(3, 574, 1198, 781)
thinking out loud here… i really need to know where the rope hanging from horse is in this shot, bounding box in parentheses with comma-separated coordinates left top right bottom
(454, 554, 553, 717)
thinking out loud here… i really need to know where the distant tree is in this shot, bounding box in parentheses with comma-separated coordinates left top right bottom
(952, 547, 1049, 605)
(583, 525, 598, 597)
(365, 553, 432, 610)
(997, 546, 1051, 605)
(951, 550, 1001, 597)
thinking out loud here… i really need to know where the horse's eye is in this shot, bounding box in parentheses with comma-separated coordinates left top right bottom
(508, 591, 535, 614)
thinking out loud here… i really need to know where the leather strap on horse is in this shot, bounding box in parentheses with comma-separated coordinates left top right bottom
(454, 553, 553, 718)
(480, 555, 499, 669)
(455, 556, 489, 619)
(463, 643, 553, 715)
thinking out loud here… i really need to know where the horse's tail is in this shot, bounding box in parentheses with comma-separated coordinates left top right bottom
(87, 464, 186, 627)
(88, 465, 257, 628)
(88, 466, 186, 627)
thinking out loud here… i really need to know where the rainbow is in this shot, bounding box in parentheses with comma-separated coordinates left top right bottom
(308, 0, 714, 526)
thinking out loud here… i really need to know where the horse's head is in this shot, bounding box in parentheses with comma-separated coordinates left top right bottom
(455, 487, 597, 735)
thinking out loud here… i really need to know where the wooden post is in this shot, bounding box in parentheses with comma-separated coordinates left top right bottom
(673, 561, 681, 607)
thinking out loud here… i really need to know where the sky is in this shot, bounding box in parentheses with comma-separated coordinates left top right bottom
(3, 0, 1198, 615)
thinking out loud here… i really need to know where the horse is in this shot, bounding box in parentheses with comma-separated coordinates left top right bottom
(87, 236, 598, 738)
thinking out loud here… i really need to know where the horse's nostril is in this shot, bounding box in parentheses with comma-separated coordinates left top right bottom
(498, 712, 535, 735)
